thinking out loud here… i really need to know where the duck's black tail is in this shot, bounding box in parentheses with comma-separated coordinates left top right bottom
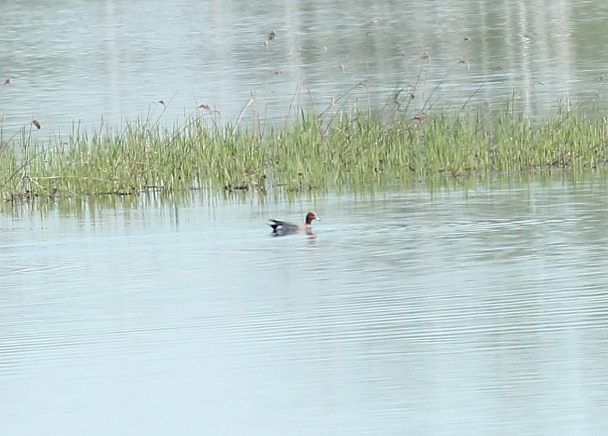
(268, 220, 280, 233)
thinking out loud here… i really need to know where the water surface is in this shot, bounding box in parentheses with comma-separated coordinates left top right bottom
(1, 0, 608, 137)
(2, 175, 608, 434)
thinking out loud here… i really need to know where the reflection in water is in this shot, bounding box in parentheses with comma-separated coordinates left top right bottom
(1, 176, 608, 434)
(0, 0, 607, 136)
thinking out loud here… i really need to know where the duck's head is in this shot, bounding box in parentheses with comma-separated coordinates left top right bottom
(305, 212, 320, 225)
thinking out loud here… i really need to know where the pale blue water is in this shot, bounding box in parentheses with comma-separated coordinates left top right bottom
(1, 0, 608, 138)
(2, 1, 608, 433)
(1, 175, 608, 435)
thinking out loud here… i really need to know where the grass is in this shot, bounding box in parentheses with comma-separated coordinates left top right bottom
(1, 98, 608, 202)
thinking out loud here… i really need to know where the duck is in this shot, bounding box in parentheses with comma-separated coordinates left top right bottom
(269, 212, 320, 235)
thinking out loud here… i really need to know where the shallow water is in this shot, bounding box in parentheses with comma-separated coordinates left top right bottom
(2, 175, 608, 435)
(1, 0, 608, 137)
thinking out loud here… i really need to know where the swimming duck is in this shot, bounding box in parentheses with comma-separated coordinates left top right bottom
(269, 212, 320, 235)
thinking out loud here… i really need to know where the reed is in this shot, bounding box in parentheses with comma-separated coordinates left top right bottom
(1, 101, 607, 202)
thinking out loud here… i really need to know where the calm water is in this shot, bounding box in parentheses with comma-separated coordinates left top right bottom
(2, 175, 608, 435)
(2, 2, 608, 433)
(2, 0, 608, 136)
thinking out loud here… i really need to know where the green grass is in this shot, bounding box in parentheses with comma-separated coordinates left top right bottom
(1, 102, 608, 202)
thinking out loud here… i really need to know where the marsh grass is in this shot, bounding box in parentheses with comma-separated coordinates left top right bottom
(1, 100, 608, 202)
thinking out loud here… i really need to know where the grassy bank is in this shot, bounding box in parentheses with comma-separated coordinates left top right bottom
(1, 103, 608, 201)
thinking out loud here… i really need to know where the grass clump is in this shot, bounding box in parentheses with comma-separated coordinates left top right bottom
(1, 102, 608, 201)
